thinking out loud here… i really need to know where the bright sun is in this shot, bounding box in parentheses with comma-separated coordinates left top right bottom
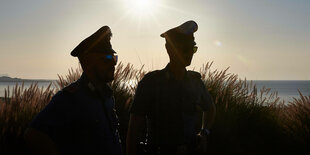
(123, 0, 160, 18)
(133, 0, 152, 11)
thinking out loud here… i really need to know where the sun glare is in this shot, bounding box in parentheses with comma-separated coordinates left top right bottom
(134, 0, 152, 11)
(123, 0, 160, 17)
(214, 40, 222, 47)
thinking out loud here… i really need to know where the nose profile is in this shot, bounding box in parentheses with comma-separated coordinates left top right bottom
(113, 55, 118, 65)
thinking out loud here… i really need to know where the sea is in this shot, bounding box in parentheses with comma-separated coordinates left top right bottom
(0, 80, 309, 103)
(0, 81, 56, 98)
(249, 80, 310, 103)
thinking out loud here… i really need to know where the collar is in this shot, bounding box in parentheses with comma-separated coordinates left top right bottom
(163, 63, 188, 80)
(79, 73, 113, 97)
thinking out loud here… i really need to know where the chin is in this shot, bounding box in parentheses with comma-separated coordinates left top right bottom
(184, 61, 192, 67)
(106, 74, 115, 82)
(108, 77, 114, 82)
(180, 58, 192, 67)
(96, 73, 114, 83)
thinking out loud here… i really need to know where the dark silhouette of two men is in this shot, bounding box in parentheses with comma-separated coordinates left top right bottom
(25, 21, 215, 155)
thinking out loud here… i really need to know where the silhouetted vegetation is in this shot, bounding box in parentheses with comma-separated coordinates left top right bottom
(0, 62, 309, 154)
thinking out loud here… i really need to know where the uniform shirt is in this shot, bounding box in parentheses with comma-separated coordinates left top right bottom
(130, 64, 213, 147)
(29, 74, 121, 155)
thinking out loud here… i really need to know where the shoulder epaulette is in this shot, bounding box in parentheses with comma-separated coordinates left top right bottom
(142, 70, 161, 80)
(187, 71, 202, 79)
(62, 82, 81, 94)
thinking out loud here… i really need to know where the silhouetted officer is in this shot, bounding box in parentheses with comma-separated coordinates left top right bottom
(25, 26, 121, 155)
(127, 21, 216, 155)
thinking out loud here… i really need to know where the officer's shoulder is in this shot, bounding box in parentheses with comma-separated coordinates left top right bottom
(141, 70, 162, 81)
(187, 70, 202, 79)
(62, 81, 81, 94)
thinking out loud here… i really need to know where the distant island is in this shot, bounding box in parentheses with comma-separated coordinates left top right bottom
(0, 76, 55, 82)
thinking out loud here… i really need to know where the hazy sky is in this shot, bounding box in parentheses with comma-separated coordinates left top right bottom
(1, 0, 309, 80)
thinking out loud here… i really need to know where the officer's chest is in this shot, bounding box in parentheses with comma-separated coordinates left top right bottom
(154, 77, 202, 113)
(71, 93, 114, 130)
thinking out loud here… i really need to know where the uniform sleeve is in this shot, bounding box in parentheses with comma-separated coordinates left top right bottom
(29, 91, 72, 137)
(198, 80, 214, 111)
(129, 75, 153, 115)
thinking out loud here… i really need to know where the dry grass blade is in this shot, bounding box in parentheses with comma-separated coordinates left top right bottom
(56, 66, 82, 90)
(0, 61, 309, 154)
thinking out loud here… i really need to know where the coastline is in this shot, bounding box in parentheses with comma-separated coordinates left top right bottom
(0, 81, 57, 98)
(0, 76, 56, 83)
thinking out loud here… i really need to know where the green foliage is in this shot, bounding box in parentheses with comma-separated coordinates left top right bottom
(0, 62, 309, 154)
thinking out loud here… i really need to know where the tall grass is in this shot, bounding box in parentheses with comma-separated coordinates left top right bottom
(0, 62, 309, 154)
(201, 62, 290, 154)
(280, 92, 310, 153)
(0, 83, 54, 154)
(111, 63, 145, 149)
(56, 67, 83, 90)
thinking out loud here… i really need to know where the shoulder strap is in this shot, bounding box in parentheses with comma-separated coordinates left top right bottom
(62, 81, 81, 94)
(187, 70, 202, 79)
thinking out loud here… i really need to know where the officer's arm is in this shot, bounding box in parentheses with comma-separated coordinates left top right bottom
(126, 113, 146, 155)
(24, 127, 60, 155)
(196, 104, 215, 153)
(201, 101, 216, 134)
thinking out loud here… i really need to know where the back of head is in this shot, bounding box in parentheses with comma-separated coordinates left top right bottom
(160, 20, 198, 48)
(160, 21, 198, 66)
